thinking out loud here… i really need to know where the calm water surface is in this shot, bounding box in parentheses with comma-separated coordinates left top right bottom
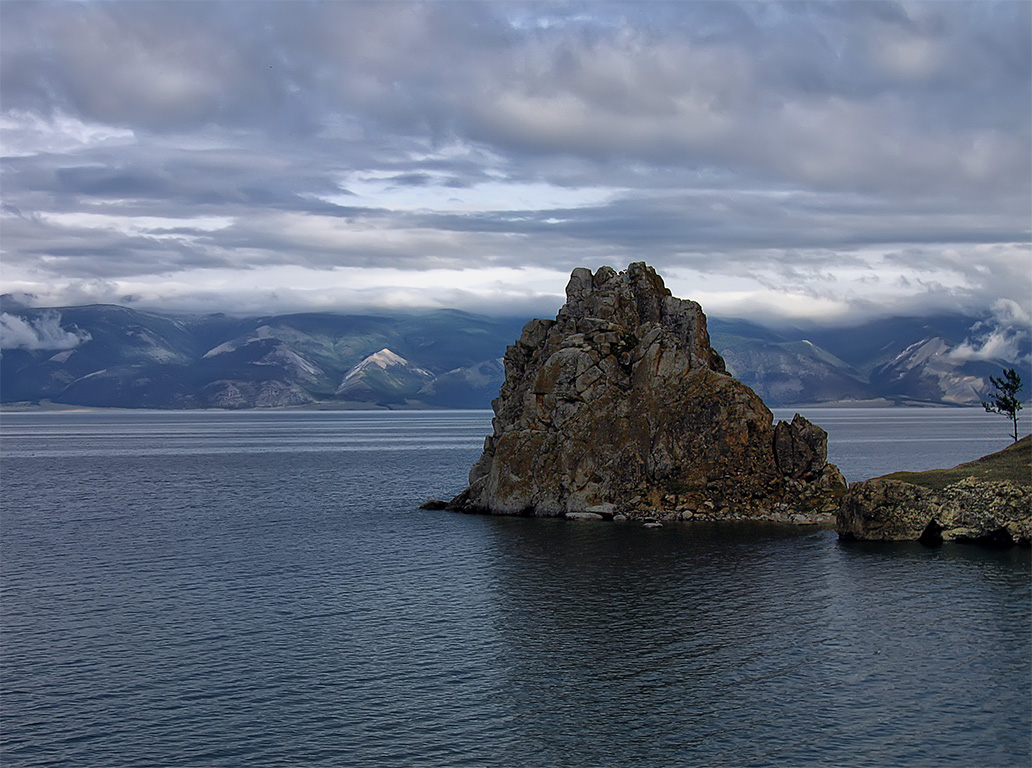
(1, 408, 1029, 767)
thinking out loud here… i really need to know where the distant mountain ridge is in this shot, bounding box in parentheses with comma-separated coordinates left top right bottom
(0, 300, 525, 409)
(1, 295, 1028, 409)
(708, 313, 1030, 407)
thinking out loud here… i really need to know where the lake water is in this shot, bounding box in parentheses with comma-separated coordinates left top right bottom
(1, 408, 1029, 767)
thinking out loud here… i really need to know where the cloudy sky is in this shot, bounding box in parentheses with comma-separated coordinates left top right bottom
(1, 0, 1029, 325)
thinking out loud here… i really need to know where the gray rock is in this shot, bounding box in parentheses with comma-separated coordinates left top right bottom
(938, 479, 1032, 544)
(565, 512, 605, 521)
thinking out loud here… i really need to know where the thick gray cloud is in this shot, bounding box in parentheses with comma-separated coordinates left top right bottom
(1, 0, 1028, 322)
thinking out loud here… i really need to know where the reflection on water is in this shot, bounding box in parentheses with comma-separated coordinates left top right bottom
(482, 517, 1029, 767)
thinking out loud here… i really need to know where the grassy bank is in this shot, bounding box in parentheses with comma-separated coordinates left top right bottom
(878, 435, 1031, 492)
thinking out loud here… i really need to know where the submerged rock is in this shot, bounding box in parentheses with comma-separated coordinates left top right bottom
(446, 262, 845, 521)
(566, 511, 605, 521)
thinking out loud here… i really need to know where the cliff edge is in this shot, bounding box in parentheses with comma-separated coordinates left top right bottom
(447, 263, 846, 521)
(838, 436, 1031, 545)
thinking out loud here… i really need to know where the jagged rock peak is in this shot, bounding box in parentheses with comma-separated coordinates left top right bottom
(447, 262, 845, 522)
(551, 262, 726, 375)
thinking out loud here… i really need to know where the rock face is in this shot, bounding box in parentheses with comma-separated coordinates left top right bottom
(448, 263, 845, 521)
(838, 478, 1032, 545)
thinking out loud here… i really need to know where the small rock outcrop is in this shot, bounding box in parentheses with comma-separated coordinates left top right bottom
(447, 263, 845, 521)
(839, 478, 1031, 545)
(838, 435, 1032, 546)
(837, 480, 941, 542)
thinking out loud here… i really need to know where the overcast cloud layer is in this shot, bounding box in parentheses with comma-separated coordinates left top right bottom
(1, 0, 1029, 324)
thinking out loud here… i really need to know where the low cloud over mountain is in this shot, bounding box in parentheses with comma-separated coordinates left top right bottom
(2, 298, 1027, 410)
(0, 311, 91, 351)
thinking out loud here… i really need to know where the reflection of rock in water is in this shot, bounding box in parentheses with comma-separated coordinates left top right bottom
(481, 518, 834, 760)
(448, 262, 845, 521)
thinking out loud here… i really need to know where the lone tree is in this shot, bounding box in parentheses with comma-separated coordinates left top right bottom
(982, 368, 1023, 443)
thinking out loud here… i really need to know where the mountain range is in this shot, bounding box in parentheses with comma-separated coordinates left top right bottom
(1, 294, 1028, 409)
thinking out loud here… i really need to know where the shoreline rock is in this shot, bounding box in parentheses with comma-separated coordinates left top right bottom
(837, 435, 1031, 546)
(838, 477, 1031, 546)
(445, 263, 845, 523)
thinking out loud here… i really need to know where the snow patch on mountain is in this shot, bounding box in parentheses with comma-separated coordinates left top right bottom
(883, 338, 951, 377)
(342, 348, 431, 383)
(254, 344, 322, 379)
(203, 340, 238, 358)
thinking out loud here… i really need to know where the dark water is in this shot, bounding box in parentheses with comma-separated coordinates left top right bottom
(1, 409, 1029, 767)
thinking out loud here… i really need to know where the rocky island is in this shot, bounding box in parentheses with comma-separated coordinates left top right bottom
(446, 263, 846, 522)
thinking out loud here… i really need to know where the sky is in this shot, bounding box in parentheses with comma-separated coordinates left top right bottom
(1, 0, 1030, 327)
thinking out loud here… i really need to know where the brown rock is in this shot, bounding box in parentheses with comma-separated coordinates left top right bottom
(774, 414, 829, 479)
(448, 263, 844, 521)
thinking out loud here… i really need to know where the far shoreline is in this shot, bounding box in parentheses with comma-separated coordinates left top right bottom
(0, 398, 999, 414)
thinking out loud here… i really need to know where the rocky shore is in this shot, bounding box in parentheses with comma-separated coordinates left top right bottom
(837, 436, 1031, 546)
(427, 263, 1029, 544)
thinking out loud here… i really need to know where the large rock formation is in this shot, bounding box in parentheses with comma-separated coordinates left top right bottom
(447, 263, 845, 521)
